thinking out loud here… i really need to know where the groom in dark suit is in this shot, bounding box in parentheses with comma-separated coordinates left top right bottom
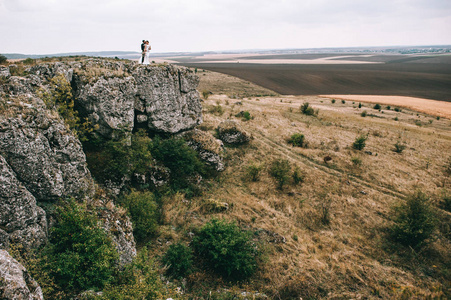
(141, 40, 146, 63)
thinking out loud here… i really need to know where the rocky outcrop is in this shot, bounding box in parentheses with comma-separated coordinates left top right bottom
(71, 60, 202, 138)
(180, 129, 225, 171)
(0, 95, 95, 202)
(0, 249, 43, 300)
(133, 65, 202, 134)
(217, 120, 251, 144)
(0, 66, 10, 77)
(0, 156, 47, 250)
(93, 198, 137, 266)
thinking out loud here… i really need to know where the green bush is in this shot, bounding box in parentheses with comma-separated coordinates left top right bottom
(300, 102, 315, 115)
(331, 99, 336, 104)
(390, 191, 437, 248)
(23, 58, 35, 65)
(393, 141, 407, 153)
(118, 190, 159, 242)
(150, 136, 205, 192)
(394, 107, 401, 112)
(358, 102, 362, 108)
(100, 248, 171, 300)
(352, 135, 368, 150)
(202, 90, 210, 99)
(242, 111, 252, 121)
(341, 100, 346, 104)
(246, 164, 262, 182)
(0, 54, 7, 64)
(43, 200, 118, 293)
(351, 157, 362, 166)
(162, 243, 193, 278)
(288, 133, 305, 147)
(445, 156, 451, 176)
(192, 219, 260, 280)
(269, 159, 291, 190)
(292, 167, 304, 185)
(440, 192, 451, 212)
(86, 131, 153, 184)
(373, 103, 381, 110)
(360, 110, 367, 117)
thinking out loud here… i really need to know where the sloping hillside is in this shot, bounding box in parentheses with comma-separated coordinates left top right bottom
(157, 69, 451, 299)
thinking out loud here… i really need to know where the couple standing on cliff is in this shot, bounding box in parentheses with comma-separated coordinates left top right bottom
(141, 40, 151, 64)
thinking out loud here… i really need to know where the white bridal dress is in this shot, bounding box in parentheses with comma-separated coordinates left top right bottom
(142, 45, 150, 65)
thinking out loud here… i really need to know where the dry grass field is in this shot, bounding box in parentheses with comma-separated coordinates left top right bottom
(155, 70, 451, 299)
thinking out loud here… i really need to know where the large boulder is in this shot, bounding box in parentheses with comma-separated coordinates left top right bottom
(0, 93, 95, 202)
(217, 120, 251, 144)
(0, 156, 47, 250)
(0, 249, 44, 300)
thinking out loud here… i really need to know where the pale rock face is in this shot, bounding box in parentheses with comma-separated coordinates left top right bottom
(0, 156, 47, 250)
(0, 99, 95, 202)
(0, 249, 44, 300)
(71, 60, 202, 138)
(98, 206, 137, 266)
(0, 66, 10, 77)
(133, 65, 202, 133)
(75, 76, 137, 138)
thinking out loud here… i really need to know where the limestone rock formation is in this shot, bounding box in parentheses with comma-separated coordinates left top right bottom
(71, 60, 202, 138)
(133, 64, 202, 134)
(180, 129, 225, 171)
(0, 66, 10, 77)
(0, 156, 47, 250)
(217, 120, 251, 144)
(93, 198, 137, 266)
(0, 249, 44, 300)
(0, 95, 95, 202)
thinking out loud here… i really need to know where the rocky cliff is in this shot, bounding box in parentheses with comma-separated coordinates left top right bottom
(0, 58, 205, 298)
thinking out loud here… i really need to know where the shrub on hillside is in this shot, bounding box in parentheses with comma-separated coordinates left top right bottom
(288, 133, 305, 147)
(43, 200, 118, 293)
(269, 159, 291, 190)
(300, 102, 315, 116)
(246, 164, 262, 182)
(292, 167, 304, 185)
(192, 219, 260, 280)
(118, 190, 159, 242)
(86, 130, 153, 184)
(390, 191, 437, 248)
(100, 247, 172, 299)
(162, 243, 194, 278)
(150, 136, 205, 192)
(360, 110, 367, 117)
(23, 58, 35, 65)
(373, 103, 381, 110)
(202, 90, 210, 99)
(352, 134, 368, 150)
(0, 54, 7, 64)
(393, 141, 407, 153)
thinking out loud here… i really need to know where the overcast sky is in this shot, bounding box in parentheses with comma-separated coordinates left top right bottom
(1, 0, 450, 54)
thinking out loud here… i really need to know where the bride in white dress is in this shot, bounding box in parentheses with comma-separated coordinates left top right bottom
(142, 41, 151, 65)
